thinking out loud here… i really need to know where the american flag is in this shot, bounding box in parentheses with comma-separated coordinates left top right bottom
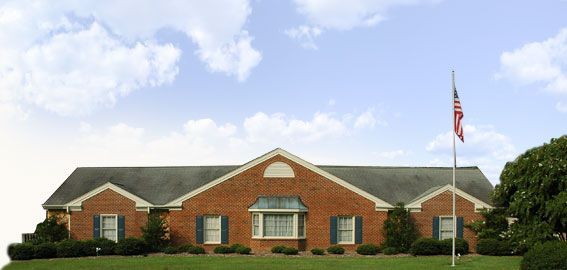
(453, 87, 464, 142)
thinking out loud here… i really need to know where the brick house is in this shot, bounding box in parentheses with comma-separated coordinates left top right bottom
(43, 148, 493, 252)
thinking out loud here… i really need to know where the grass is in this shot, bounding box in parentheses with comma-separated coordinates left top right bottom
(3, 255, 522, 270)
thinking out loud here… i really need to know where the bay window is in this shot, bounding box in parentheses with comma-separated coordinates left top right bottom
(251, 213, 306, 239)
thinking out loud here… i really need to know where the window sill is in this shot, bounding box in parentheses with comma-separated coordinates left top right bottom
(252, 237, 306, 240)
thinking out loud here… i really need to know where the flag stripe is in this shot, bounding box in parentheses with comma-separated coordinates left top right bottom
(454, 88, 464, 142)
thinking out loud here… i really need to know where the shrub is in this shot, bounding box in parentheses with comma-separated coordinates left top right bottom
(356, 244, 379, 255)
(230, 243, 245, 253)
(235, 246, 252, 255)
(141, 213, 169, 252)
(410, 238, 442, 255)
(163, 246, 178, 254)
(327, 245, 345, 254)
(271, 245, 286, 253)
(8, 243, 35, 260)
(521, 241, 567, 270)
(177, 244, 194, 253)
(476, 239, 514, 256)
(382, 203, 419, 253)
(382, 247, 399, 255)
(213, 245, 233, 254)
(34, 216, 69, 243)
(33, 242, 57, 259)
(187, 246, 205, 254)
(283, 247, 299, 255)
(90, 238, 116, 256)
(56, 239, 85, 258)
(440, 238, 469, 255)
(115, 238, 147, 256)
(311, 248, 325, 255)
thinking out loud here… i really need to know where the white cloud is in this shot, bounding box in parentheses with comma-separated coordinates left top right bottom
(284, 25, 322, 50)
(0, 0, 260, 117)
(497, 28, 567, 95)
(288, 0, 441, 48)
(556, 101, 567, 113)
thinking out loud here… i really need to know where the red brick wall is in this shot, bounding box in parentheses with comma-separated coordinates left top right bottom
(411, 191, 483, 251)
(169, 154, 388, 252)
(69, 189, 148, 240)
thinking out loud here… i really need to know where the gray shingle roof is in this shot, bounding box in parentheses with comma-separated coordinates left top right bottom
(44, 165, 493, 207)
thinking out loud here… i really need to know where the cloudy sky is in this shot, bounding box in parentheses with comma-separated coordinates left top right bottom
(1, 0, 566, 264)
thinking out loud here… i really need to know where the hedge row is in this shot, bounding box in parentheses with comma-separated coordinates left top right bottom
(212, 244, 251, 255)
(476, 239, 515, 256)
(520, 241, 567, 270)
(410, 238, 469, 256)
(270, 245, 298, 255)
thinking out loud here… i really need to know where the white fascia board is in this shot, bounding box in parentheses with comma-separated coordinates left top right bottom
(64, 182, 153, 211)
(405, 184, 492, 212)
(167, 148, 394, 210)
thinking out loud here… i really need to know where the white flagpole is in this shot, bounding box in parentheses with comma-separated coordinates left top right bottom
(451, 70, 457, 267)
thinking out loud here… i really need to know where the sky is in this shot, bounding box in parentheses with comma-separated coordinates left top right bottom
(1, 0, 566, 265)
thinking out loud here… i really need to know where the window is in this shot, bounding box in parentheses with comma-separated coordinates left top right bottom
(337, 216, 354, 244)
(204, 216, 221, 244)
(297, 214, 305, 238)
(440, 217, 453, 240)
(101, 215, 117, 242)
(252, 214, 260, 237)
(264, 214, 293, 237)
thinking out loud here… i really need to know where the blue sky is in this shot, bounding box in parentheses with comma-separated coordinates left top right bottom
(1, 0, 566, 265)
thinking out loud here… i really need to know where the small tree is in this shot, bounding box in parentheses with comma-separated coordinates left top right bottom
(466, 208, 509, 240)
(141, 212, 169, 251)
(34, 216, 68, 243)
(383, 203, 419, 253)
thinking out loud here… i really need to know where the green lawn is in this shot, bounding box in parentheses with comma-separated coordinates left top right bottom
(3, 255, 521, 270)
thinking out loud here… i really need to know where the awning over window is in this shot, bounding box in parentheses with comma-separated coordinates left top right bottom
(248, 196, 308, 212)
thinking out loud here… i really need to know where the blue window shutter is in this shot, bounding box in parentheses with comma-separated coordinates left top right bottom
(93, 215, 100, 239)
(330, 216, 337, 244)
(118, 215, 125, 241)
(196, 216, 204, 244)
(432, 216, 440, 240)
(457, 217, 464, 239)
(355, 216, 363, 244)
(221, 216, 229, 244)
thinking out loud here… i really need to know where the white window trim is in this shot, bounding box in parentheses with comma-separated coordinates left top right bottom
(203, 215, 222, 244)
(337, 216, 355, 245)
(100, 214, 118, 243)
(439, 216, 454, 240)
(251, 213, 306, 240)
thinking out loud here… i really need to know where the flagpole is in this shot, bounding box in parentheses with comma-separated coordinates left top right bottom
(451, 70, 457, 267)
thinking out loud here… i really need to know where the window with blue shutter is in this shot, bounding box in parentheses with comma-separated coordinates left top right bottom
(221, 216, 229, 244)
(432, 216, 440, 239)
(330, 216, 337, 244)
(93, 215, 100, 239)
(355, 216, 363, 244)
(196, 216, 204, 244)
(117, 215, 125, 241)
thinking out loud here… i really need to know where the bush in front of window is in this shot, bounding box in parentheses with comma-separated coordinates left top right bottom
(271, 245, 287, 253)
(235, 246, 252, 255)
(382, 247, 399, 255)
(439, 238, 469, 255)
(409, 238, 442, 255)
(7, 243, 35, 261)
(476, 239, 514, 256)
(33, 242, 57, 259)
(187, 245, 206, 254)
(213, 245, 233, 254)
(163, 246, 179, 254)
(520, 241, 567, 270)
(56, 239, 86, 258)
(115, 237, 148, 256)
(283, 247, 299, 255)
(356, 244, 379, 255)
(310, 248, 325, 255)
(327, 245, 345, 255)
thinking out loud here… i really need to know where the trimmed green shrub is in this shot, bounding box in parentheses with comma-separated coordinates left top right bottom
(213, 245, 233, 254)
(8, 243, 35, 260)
(33, 242, 57, 259)
(283, 247, 299, 255)
(187, 245, 205, 254)
(311, 248, 325, 255)
(271, 245, 286, 253)
(410, 238, 442, 255)
(382, 247, 399, 255)
(356, 244, 379, 255)
(521, 241, 567, 270)
(440, 238, 469, 255)
(177, 244, 194, 253)
(56, 239, 85, 258)
(230, 243, 245, 253)
(235, 246, 252, 255)
(90, 238, 116, 256)
(327, 245, 345, 254)
(115, 238, 147, 256)
(163, 246, 178, 254)
(476, 239, 514, 256)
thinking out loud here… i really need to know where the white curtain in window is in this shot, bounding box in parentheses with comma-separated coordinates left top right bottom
(101, 216, 117, 241)
(263, 214, 293, 237)
(338, 217, 353, 243)
(440, 217, 453, 240)
(252, 214, 260, 236)
(297, 214, 305, 237)
(204, 216, 220, 243)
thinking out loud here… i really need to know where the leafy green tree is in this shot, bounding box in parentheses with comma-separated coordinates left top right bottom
(493, 135, 566, 242)
(466, 208, 509, 240)
(383, 203, 419, 252)
(141, 212, 169, 251)
(34, 216, 68, 243)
